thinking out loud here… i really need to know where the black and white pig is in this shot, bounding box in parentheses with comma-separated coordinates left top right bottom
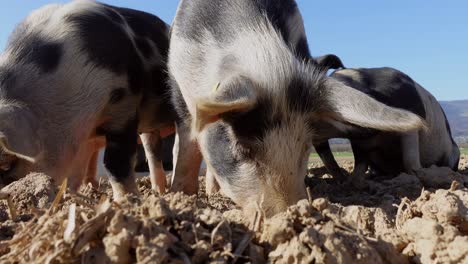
(168, 0, 425, 216)
(203, 53, 346, 196)
(313, 66, 460, 184)
(0, 0, 176, 198)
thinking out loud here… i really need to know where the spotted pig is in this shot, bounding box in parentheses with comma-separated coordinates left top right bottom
(168, 0, 425, 216)
(0, 0, 175, 199)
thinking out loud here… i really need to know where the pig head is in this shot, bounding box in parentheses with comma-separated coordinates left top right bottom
(169, 0, 426, 216)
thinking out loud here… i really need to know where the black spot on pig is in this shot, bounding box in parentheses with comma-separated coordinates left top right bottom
(223, 97, 279, 142)
(29, 41, 63, 73)
(110, 6, 169, 57)
(7, 19, 63, 73)
(206, 124, 240, 182)
(286, 74, 325, 113)
(66, 11, 135, 73)
(67, 9, 147, 93)
(11, 33, 63, 73)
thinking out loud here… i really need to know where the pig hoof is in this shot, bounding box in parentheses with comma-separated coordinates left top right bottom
(110, 180, 140, 202)
(206, 178, 220, 196)
(151, 184, 166, 196)
(170, 183, 198, 195)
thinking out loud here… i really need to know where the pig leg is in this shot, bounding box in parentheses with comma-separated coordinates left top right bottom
(67, 143, 94, 191)
(314, 142, 347, 181)
(350, 142, 369, 188)
(170, 121, 202, 195)
(205, 168, 220, 195)
(401, 131, 422, 174)
(104, 120, 139, 201)
(84, 151, 100, 187)
(140, 131, 167, 194)
(84, 136, 106, 186)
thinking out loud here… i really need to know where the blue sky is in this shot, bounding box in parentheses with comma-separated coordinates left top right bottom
(0, 1, 466, 100)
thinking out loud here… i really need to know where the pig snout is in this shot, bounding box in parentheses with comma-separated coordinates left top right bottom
(199, 121, 310, 217)
(0, 152, 19, 185)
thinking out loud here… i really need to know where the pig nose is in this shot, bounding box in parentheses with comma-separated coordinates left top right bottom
(0, 154, 17, 176)
(0, 163, 11, 171)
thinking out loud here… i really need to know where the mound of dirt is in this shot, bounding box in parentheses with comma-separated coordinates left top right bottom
(2, 173, 56, 210)
(0, 155, 466, 263)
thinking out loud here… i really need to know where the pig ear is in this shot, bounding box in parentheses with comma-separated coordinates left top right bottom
(0, 106, 41, 163)
(318, 79, 426, 132)
(194, 76, 257, 131)
(315, 54, 345, 70)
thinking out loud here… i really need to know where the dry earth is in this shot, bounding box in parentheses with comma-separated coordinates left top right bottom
(0, 155, 466, 263)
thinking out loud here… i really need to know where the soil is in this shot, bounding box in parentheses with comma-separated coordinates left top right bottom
(0, 155, 466, 263)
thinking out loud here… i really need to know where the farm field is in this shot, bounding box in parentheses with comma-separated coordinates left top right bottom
(462, 148, 468, 155)
(0, 155, 466, 263)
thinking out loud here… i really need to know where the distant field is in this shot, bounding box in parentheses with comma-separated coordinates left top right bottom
(310, 152, 354, 158)
(311, 149, 468, 156)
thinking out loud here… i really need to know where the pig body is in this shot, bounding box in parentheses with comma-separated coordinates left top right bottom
(168, 0, 425, 215)
(0, 0, 175, 197)
(314, 66, 460, 181)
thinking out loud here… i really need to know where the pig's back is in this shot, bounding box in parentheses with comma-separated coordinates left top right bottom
(1, 1, 169, 120)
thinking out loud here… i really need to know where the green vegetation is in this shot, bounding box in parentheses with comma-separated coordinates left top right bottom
(310, 149, 466, 161)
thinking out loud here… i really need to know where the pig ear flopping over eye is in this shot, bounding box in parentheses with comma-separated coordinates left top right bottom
(194, 76, 257, 132)
(0, 135, 37, 163)
(0, 106, 42, 163)
(317, 78, 427, 132)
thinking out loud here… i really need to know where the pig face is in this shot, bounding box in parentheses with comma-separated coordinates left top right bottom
(190, 67, 425, 216)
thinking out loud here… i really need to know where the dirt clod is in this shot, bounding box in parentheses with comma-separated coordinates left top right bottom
(0, 155, 466, 263)
(1, 173, 56, 212)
